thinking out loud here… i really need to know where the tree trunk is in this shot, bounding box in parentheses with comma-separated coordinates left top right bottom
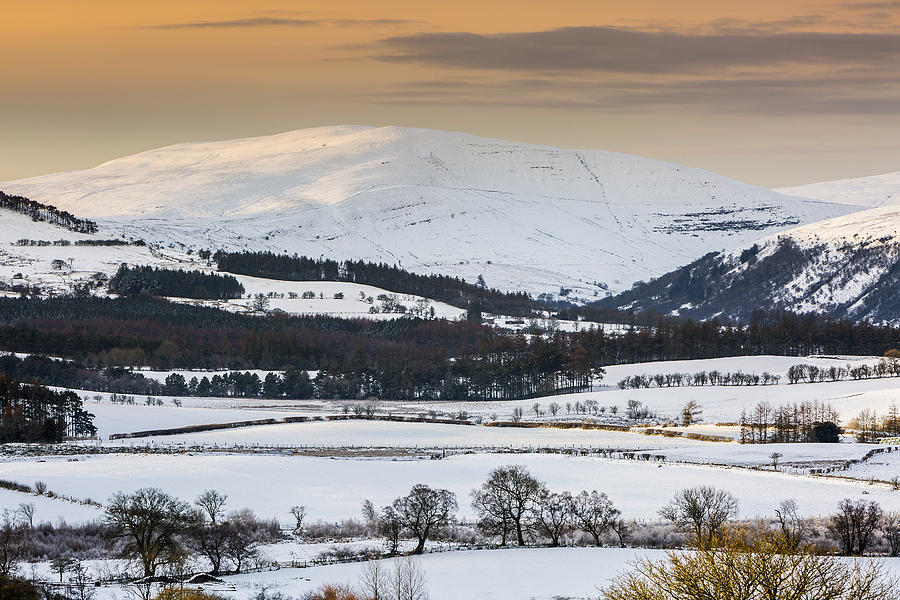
(413, 536, 426, 554)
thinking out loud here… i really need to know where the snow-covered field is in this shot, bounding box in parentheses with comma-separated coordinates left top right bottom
(81, 356, 900, 438)
(74, 546, 900, 600)
(842, 450, 900, 482)
(104, 418, 702, 449)
(212, 547, 665, 600)
(84, 401, 297, 439)
(2, 452, 896, 527)
(0, 488, 101, 525)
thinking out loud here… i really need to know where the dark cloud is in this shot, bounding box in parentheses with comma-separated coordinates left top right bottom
(839, 1, 900, 9)
(364, 71, 900, 115)
(374, 26, 900, 74)
(146, 17, 415, 30)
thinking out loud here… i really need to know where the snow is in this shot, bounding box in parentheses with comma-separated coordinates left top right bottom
(841, 449, 900, 481)
(224, 547, 665, 600)
(80, 546, 900, 600)
(105, 418, 701, 449)
(0, 126, 859, 301)
(777, 170, 900, 208)
(83, 401, 295, 439)
(3, 452, 897, 527)
(0, 488, 101, 525)
(64, 355, 900, 442)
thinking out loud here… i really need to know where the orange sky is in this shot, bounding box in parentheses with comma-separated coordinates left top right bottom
(2, 0, 900, 186)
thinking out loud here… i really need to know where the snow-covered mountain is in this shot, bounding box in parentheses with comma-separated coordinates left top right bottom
(777, 171, 900, 208)
(596, 171, 900, 323)
(0, 126, 859, 301)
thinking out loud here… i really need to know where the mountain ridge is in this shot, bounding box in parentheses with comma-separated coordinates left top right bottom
(1, 125, 860, 301)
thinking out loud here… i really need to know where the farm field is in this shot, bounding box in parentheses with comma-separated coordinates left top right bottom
(77, 355, 900, 439)
(3, 452, 897, 527)
(72, 547, 900, 600)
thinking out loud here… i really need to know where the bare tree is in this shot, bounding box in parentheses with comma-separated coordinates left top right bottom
(359, 559, 389, 600)
(472, 465, 546, 546)
(188, 510, 228, 575)
(659, 486, 738, 548)
(680, 400, 702, 426)
(103, 487, 192, 577)
(0, 514, 25, 577)
(774, 499, 807, 548)
(533, 491, 572, 547)
(392, 485, 457, 554)
(377, 506, 404, 555)
(471, 488, 512, 546)
(223, 509, 261, 573)
(16, 503, 34, 529)
(570, 490, 620, 547)
(770, 452, 783, 470)
(195, 490, 228, 525)
(828, 498, 883, 555)
(69, 560, 95, 600)
(389, 556, 429, 600)
(882, 512, 900, 557)
(289, 505, 306, 534)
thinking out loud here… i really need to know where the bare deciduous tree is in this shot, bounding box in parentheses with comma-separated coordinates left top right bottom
(774, 498, 807, 548)
(472, 465, 546, 546)
(16, 503, 34, 529)
(388, 556, 429, 600)
(533, 491, 572, 547)
(377, 506, 404, 556)
(358, 559, 389, 600)
(103, 487, 192, 577)
(289, 505, 306, 534)
(827, 498, 883, 555)
(195, 490, 228, 525)
(223, 509, 261, 573)
(0, 514, 25, 577)
(659, 486, 738, 548)
(570, 490, 620, 547)
(392, 485, 457, 554)
(883, 512, 900, 557)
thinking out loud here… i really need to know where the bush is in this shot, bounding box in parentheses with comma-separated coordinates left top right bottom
(154, 589, 230, 600)
(0, 576, 40, 600)
(602, 531, 900, 600)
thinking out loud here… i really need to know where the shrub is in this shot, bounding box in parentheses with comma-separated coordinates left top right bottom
(602, 531, 899, 600)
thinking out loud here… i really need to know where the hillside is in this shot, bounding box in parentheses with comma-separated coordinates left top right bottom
(593, 172, 900, 323)
(0, 126, 858, 302)
(777, 171, 900, 208)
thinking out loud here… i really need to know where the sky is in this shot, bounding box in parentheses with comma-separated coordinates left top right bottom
(2, 0, 900, 187)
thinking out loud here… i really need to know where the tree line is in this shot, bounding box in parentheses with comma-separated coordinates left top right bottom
(212, 251, 537, 316)
(0, 190, 97, 234)
(108, 265, 245, 300)
(739, 400, 840, 444)
(2, 296, 900, 401)
(0, 375, 96, 442)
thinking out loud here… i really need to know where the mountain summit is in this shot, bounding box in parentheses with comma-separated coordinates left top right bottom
(1, 126, 858, 300)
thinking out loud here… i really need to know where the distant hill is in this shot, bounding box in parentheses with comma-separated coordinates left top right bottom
(0, 126, 858, 302)
(592, 172, 900, 324)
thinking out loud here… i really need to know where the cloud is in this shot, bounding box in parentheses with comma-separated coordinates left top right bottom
(146, 17, 416, 30)
(361, 71, 900, 116)
(839, 1, 900, 9)
(373, 26, 900, 74)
